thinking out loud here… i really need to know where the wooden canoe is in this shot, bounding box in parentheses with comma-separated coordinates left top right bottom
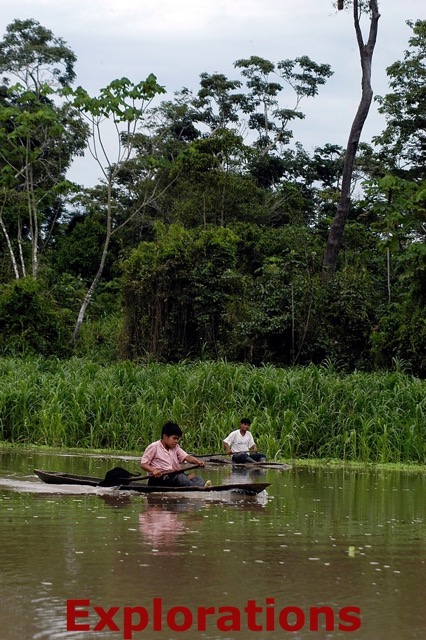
(34, 469, 270, 495)
(203, 457, 292, 470)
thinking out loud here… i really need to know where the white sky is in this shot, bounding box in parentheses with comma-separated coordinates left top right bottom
(1, 0, 424, 186)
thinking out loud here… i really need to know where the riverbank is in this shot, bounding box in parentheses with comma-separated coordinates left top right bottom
(1, 356, 424, 464)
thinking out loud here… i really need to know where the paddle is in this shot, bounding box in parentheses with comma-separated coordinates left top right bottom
(98, 464, 202, 487)
(189, 451, 233, 458)
(187, 452, 292, 468)
(189, 451, 258, 458)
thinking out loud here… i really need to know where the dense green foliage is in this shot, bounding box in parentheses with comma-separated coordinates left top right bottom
(122, 222, 387, 369)
(0, 17, 425, 377)
(0, 357, 424, 463)
(0, 278, 72, 356)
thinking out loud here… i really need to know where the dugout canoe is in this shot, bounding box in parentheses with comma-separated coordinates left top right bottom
(34, 469, 270, 495)
(202, 457, 292, 470)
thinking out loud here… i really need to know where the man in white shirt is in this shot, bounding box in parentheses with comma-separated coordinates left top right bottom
(223, 418, 266, 463)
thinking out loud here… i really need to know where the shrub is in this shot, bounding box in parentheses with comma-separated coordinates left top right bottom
(0, 277, 72, 357)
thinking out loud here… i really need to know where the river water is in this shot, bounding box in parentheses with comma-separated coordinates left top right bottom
(0, 449, 424, 640)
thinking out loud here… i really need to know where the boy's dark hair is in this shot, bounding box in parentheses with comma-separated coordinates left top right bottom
(161, 421, 183, 437)
(240, 418, 251, 425)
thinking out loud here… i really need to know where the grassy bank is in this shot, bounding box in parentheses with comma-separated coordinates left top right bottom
(0, 357, 424, 464)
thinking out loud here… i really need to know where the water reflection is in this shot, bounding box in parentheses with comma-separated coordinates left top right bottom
(98, 493, 133, 508)
(0, 450, 425, 640)
(138, 500, 204, 552)
(227, 465, 267, 482)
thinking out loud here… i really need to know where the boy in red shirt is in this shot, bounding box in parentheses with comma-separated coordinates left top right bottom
(141, 421, 210, 487)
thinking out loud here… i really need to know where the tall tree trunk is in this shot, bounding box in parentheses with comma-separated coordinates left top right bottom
(29, 164, 39, 277)
(322, 0, 380, 280)
(71, 183, 113, 345)
(17, 215, 26, 277)
(25, 140, 39, 277)
(0, 199, 20, 279)
(71, 230, 112, 345)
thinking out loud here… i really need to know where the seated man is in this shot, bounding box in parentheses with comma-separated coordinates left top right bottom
(140, 421, 210, 487)
(223, 418, 266, 464)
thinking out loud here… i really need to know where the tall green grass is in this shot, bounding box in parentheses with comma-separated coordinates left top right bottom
(0, 357, 424, 463)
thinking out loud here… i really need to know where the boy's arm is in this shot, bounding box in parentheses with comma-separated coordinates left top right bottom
(223, 433, 233, 455)
(140, 461, 163, 477)
(183, 454, 205, 467)
(249, 433, 257, 452)
(223, 441, 233, 455)
(140, 444, 163, 476)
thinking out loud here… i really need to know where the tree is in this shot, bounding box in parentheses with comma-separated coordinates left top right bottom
(133, 58, 333, 229)
(122, 223, 242, 361)
(234, 55, 333, 156)
(0, 18, 76, 93)
(63, 75, 171, 343)
(323, 0, 380, 279)
(192, 72, 249, 133)
(0, 19, 86, 280)
(362, 19, 426, 336)
(0, 88, 86, 278)
(374, 20, 426, 180)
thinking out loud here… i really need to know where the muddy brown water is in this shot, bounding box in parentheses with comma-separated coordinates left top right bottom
(0, 449, 424, 639)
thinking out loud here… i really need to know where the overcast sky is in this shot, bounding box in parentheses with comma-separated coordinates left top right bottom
(1, 0, 424, 186)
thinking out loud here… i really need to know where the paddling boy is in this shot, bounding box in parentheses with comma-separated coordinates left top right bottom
(140, 421, 211, 487)
(223, 418, 266, 464)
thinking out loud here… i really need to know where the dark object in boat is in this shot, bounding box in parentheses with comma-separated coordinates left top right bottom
(97, 464, 201, 486)
(99, 466, 141, 486)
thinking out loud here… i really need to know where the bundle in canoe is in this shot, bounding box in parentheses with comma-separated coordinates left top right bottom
(33, 469, 270, 495)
